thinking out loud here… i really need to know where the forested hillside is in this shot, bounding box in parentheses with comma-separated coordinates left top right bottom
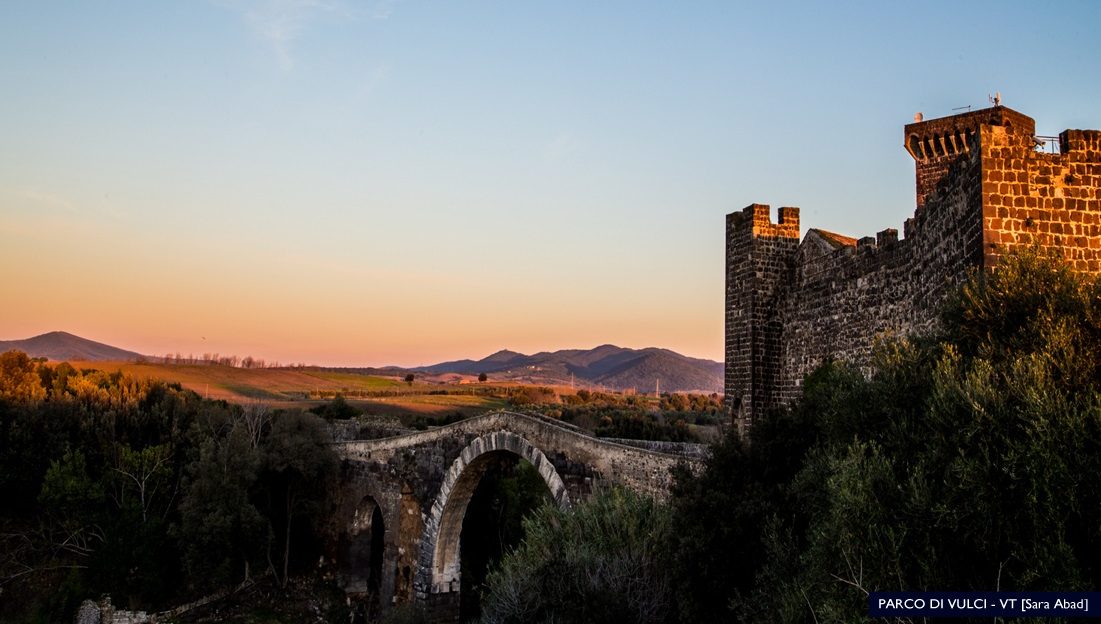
(0, 354, 338, 622)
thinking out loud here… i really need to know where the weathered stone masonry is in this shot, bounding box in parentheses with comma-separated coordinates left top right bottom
(725, 105, 1101, 429)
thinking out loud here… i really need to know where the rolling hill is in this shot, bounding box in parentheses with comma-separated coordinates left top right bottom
(419, 345, 722, 393)
(0, 331, 145, 362)
(0, 332, 724, 395)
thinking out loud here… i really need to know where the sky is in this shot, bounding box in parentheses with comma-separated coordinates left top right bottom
(2, 1, 1100, 367)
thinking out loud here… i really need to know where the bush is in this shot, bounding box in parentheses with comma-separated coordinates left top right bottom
(480, 487, 672, 624)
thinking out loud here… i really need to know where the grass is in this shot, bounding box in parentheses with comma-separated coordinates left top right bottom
(304, 371, 404, 389)
(68, 361, 407, 402)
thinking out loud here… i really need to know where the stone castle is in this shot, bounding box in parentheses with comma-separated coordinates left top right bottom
(725, 105, 1101, 429)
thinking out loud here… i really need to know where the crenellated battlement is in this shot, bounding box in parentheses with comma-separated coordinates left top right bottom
(729, 203, 801, 238)
(876, 228, 898, 247)
(726, 104, 1101, 430)
(1060, 129, 1101, 153)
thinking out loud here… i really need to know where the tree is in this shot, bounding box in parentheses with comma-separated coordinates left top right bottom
(261, 411, 337, 587)
(404, 373, 415, 386)
(0, 350, 46, 403)
(310, 394, 360, 420)
(110, 443, 173, 524)
(480, 487, 672, 624)
(478, 372, 488, 383)
(666, 422, 785, 623)
(178, 425, 267, 590)
(39, 450, 104, 524)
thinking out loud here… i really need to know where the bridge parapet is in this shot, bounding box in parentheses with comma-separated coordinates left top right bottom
(598, 437, 709, 460)
(333, 410, 701, 498)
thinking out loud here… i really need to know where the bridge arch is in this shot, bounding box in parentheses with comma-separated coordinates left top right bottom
(341, 494, 386, 611)
(417, 431, 570, 596)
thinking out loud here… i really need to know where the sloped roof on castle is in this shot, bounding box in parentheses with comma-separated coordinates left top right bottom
(806, 228, 857, 249)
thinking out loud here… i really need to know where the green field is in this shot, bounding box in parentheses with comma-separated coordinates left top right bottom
(305, 371, 405, 389)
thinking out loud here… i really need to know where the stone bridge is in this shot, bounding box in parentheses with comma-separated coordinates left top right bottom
(324, 410, 704, 621)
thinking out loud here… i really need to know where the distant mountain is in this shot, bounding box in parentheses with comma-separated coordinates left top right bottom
(418, 345, 722, 393)
(0, 331, 144, 362)
(422, 349, 527, 375)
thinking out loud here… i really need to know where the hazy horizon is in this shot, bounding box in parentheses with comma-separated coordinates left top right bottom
(3, 1, 1100, 367)
(0, 328, 723, 368)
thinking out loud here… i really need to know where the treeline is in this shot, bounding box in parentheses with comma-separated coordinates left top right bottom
(0, 355, 337, 622)
(479, 251, 1101, 623)
(155, 353, 287, 368)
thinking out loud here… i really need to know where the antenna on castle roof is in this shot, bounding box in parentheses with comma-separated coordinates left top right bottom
(952, 105, 972, 112)
(989, 92, 1002, 107)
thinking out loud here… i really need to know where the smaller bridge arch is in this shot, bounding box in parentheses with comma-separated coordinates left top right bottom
(339, 494, 386, 612)
(416, 430, 570, 597)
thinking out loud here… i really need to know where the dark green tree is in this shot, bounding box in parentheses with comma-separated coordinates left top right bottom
(39, 449, 104, 524)
(480, 487, 672, 624)
(310, 393, 360, 420)
(261, 410, 338, 587)
(177, 425, 267, 590)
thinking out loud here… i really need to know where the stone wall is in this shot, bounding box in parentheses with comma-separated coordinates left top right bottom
(599, 437, 708, 460)
(726, 105, 1101, 430)
(76, 589, 236, 624)
(724, 204, 799, 426)
(981, 126, 1101, 270)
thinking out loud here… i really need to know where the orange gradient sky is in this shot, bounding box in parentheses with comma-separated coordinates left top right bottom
(0, 192, 720, 366)
(3, 2, 1099, 367)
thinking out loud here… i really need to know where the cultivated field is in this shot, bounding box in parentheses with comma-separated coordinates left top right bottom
(66, 361, 517, 415)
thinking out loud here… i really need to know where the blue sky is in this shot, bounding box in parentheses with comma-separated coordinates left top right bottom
(2, 1, 1099, 366)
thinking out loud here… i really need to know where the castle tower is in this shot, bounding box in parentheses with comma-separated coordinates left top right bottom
(724, 204, 799, 431)
(906, 105, 1101, 272)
